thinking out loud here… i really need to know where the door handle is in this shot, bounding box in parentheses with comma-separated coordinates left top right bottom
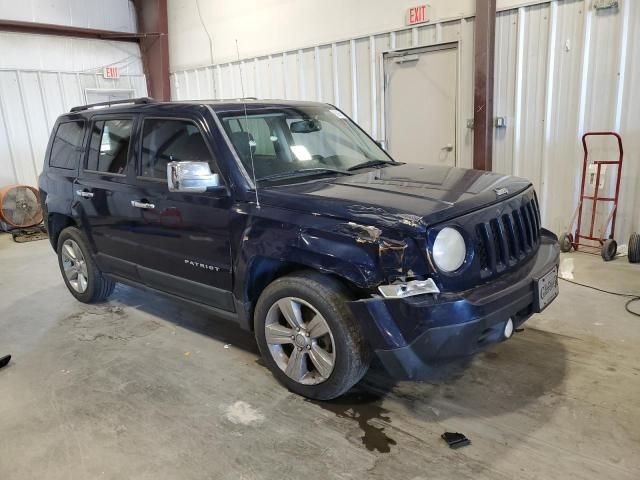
(394, 54, 419, 64)
(443, 144, 454, 152)
(131, 200, 155, 210)
(76, 190, 94, 198)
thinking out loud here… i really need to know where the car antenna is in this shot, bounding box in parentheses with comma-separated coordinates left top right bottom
(236, 39, 260, 208)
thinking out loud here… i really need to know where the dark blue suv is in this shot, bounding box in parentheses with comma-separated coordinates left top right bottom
(39, 97, 559, 399)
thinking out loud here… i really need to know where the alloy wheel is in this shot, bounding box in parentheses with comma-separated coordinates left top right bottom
(61, 239, 89, 293)
(264, 296, 336, 385)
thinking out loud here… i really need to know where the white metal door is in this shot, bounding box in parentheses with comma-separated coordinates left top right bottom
(384, 44, 458, 166)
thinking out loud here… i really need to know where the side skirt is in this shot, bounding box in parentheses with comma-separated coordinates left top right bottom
(105, 273, 241, 325)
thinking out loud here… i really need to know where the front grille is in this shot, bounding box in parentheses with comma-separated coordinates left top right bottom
(475, 194, 541, 278)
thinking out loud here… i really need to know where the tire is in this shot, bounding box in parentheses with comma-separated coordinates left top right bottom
(57, 226, 115, 303)
(629, 232, 640, 263)
(559, 232, 573, 253)
(601, 238, 617, 262)
(254, 271, 371, 400)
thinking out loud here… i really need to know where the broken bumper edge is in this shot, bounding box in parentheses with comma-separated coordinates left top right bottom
(348, 237, 560, 380)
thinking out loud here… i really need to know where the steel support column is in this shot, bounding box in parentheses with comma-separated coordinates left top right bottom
(473, 0, 496, 171)
(134, 0, 170, 101)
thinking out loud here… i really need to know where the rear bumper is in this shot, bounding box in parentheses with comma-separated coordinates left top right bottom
(348, 234, 559, 379)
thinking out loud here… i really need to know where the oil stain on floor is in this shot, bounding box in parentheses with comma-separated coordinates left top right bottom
(308, 391, 397, 453)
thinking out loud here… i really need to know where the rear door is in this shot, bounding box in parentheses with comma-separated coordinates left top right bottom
(129, 116, 235, 312)
(41, 119, 87, 220)
(74, 115, 142, 279)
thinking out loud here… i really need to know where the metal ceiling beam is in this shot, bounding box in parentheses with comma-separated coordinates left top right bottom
(0, 19, 158, 42)
(134, 0, 170, 101)
(473, 0, 496, 171)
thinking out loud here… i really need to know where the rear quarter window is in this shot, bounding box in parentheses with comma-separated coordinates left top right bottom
(49, 121, 86, 169)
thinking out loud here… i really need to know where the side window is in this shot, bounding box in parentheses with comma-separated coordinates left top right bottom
(86, 119, 133, 175)
(49, 121, 86, 169)
(140, 119, 212, 180)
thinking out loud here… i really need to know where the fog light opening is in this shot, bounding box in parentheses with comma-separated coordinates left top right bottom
(504, 318, 514, 339)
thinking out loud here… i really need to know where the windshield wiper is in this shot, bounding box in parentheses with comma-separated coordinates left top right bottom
(260, 168, 353, 182)
(347, 159, 395, 171)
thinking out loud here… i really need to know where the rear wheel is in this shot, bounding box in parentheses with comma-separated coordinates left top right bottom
(254, 271, 371, 400)
(57, 227, 115, 303)
(601, 238, 617, 262)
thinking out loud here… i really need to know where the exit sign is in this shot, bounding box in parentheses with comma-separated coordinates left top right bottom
(407, 4, 430, 26)
(103, 66, 120, 79)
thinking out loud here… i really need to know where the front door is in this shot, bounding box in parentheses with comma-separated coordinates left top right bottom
(384, 44, 458, 166)
(130, 116, 235, 312)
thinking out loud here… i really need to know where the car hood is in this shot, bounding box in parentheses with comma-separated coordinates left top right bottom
(258, 164, 532, 232)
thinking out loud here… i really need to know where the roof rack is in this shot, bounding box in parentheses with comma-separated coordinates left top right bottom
(70, 97, 156, 113)
(212, 97, 259, 101)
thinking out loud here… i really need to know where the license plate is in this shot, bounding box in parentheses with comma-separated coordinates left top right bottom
(536, 266, 559, 311)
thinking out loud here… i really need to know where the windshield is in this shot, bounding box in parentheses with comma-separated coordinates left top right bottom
(218, 105, 394, 184)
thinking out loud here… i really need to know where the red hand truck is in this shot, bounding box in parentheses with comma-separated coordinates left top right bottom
(559, 132, 623, 261)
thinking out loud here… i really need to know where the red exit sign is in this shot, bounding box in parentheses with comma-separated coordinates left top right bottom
(103, 66, 120, 79)
(407, 4, 430, 26)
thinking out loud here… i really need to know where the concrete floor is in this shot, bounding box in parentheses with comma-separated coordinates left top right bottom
(1, 233, 639, 480)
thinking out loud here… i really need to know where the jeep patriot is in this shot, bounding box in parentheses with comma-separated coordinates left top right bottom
(39, 97, 560, 399)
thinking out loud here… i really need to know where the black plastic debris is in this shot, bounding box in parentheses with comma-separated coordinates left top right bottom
(0, 355, 11, 369)
(441, 431, 470, 449)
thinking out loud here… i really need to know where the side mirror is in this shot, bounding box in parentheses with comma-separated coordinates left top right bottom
(167, 161, 224, 193)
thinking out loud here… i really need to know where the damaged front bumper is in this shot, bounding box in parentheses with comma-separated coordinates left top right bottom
(348, 236, 560, 379)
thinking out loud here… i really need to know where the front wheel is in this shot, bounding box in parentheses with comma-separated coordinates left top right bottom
(254, 271, 371, 400)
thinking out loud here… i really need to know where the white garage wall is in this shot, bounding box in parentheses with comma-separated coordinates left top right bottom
(170, 0, 640, 242)
(0, 0, 137, 32)
(168, 0, 543, 71)
(0, 0, 147, 190)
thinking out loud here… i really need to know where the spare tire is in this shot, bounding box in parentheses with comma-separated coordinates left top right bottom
(629, 232, 640, 263)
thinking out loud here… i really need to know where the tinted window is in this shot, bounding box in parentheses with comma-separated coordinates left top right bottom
(86, 119, 132, 174)
(140, 119, 211, 179)
(49, 121, 85, 169)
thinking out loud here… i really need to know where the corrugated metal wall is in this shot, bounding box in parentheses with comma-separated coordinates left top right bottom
(170, 0, 640, 242)
(0, 67, 147, 188)
(0, 0, 147, 190)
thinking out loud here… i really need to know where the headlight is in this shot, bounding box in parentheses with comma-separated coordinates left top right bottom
(432, 227, 466, 272)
